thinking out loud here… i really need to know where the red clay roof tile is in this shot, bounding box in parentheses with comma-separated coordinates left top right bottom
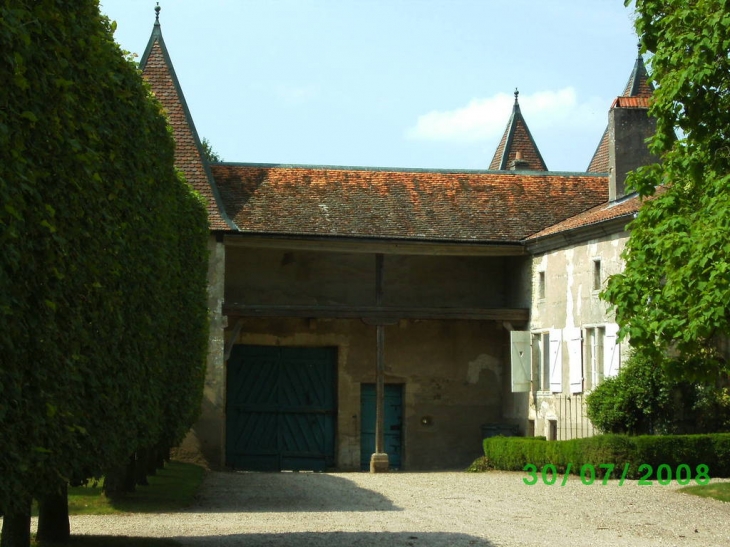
(212, 164, 607, 242)
(140, 26, 234, 231)
(489, 94, 548, 171)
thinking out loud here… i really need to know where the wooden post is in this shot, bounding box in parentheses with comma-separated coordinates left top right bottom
(370, 253, 389, 472)
(376, 323, 385, 454)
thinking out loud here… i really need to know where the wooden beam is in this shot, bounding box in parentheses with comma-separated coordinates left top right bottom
(223, 234, 526, 257)
(223, 304, 529, 322)
(375, 254, 385, 456)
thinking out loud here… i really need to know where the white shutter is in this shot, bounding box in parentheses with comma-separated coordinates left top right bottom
(510, 331, 532, 392)
(549, 328, 563, 392)
(566, 327, 583, 393)
(604, 323, 621, 377)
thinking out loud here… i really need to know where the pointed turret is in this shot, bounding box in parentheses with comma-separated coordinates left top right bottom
(140, 4, 236, 230)
(489, 89, 548, 171)
(587, 46, 654, 173)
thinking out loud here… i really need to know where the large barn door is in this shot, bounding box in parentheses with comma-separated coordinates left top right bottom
(226, 345, 336, 471)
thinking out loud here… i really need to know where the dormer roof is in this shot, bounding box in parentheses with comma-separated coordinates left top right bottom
(489, 90, 548, 171)
(140, 7, 236, 231)
(587, 49, 655, 173)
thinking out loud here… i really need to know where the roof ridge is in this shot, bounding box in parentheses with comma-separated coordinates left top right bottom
(213, 161, 607, 177)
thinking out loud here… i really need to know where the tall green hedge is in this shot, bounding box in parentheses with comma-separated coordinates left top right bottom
(0, 0, 208, 526)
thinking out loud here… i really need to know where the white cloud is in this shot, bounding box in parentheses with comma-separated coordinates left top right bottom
(275, 84, 319, 106)
(406, 87, 606, 143)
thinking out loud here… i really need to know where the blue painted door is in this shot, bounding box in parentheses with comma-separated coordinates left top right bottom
(360, 384, 403, 470)
(226, 345, 336, 471)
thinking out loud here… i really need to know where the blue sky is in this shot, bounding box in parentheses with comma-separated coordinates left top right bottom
(99, 0, 640, 172)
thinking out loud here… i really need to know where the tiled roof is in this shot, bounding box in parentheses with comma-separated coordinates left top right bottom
(212, 164, 607, 243)
(587, 53, 654, 173)
(586, 127, 609, 173)
(623, 54, 654, 98)
(140, 22, 235, 231)
(613, 96, 651, 108)
(527, 192, 646, 240)
(489, 92, 548, 171)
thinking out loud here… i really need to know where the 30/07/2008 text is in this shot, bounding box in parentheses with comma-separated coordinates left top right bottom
(523, 463, 711, 486)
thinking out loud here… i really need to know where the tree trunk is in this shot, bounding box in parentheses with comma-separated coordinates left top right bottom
(104, 454, 137, 496)
(154, 442, 169, 470)
(134, 450, 149, 486)
(37, 483, 70, 543)
(0, 500, 31, 547)
(145, 445, 159, 476)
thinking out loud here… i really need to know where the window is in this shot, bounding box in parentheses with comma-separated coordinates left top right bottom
(584, 324, 620, 389)
(538, 271, 546, 300)
(593, 259, 602, 291)
(584, 327, 604, 389)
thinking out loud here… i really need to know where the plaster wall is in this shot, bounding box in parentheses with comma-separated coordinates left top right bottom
(523, 232, 631, 439)
(227, 316, 509, 470)
(176, 236, 227, 467)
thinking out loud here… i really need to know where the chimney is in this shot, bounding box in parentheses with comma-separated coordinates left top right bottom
(608, 97, 658, 201)
(509, 150, 529, 171)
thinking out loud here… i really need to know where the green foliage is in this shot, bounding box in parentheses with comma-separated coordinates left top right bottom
(586, 353, 673, 435)
(605, 1, 730, 379)
(481, 434, 730, 479)
(586, 353, 730, 435)
(201, 137, 222, 163)
(0, 0, 208, 516)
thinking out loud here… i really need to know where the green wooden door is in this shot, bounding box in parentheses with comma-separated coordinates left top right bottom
(360, 383, 403, 470)
(226, 345, 336, 471)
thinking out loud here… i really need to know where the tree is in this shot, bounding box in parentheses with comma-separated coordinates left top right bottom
(201, 137, 223, 162)
(604, 1, 730, 379)
(0, 2, 209, 546)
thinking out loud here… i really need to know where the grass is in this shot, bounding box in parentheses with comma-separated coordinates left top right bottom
(6, 461, 204, 547)
(66, 460, 205, 515)
(679, 482, 730, 503)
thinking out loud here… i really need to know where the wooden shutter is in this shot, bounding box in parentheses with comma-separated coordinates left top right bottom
(549, 329, 562, 392)
(510, 331, 532, 392)
(604, 323, 621, 377)
(566, 327, 583, 394)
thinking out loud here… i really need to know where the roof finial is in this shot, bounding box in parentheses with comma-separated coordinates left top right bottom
(155, 2, 161, 25)
(514, 88, 519, 105)
(637, 41, 641, 58)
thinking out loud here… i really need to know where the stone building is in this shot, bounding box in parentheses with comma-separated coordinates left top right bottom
(140, 11, 656, 470)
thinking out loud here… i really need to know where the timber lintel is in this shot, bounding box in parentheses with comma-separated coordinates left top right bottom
(223, 304, 529, 322)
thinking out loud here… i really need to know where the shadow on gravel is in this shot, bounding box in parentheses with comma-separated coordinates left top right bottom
(186, 471, 401, 512)
(175, 531, 494, 546)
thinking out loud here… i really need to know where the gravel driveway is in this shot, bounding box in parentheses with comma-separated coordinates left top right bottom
(64, 470, 730, 546)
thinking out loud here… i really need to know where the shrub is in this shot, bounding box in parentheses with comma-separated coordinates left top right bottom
(586, 352, 730, 435)
(481, 434, 730, 479)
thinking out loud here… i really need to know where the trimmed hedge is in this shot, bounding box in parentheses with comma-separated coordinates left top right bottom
(1, 0, 209, 519)
(482, 434, 730, 478)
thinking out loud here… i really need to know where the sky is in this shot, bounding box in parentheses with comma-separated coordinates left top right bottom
(98, 0, 641, 173)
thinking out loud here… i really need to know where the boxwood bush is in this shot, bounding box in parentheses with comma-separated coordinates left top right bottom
(481, 434, 730, 479)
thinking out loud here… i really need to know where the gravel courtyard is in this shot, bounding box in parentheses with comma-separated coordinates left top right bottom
(64, 470, 730, 547)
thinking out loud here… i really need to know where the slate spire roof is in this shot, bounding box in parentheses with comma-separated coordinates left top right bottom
(139, 5, 236, 230)
(587, 47, 655, 173)
(489, 89, 548, 171)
